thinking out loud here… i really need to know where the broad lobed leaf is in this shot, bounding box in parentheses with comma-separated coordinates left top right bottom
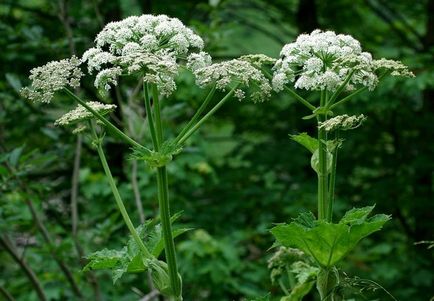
(271, 207, 391, 267)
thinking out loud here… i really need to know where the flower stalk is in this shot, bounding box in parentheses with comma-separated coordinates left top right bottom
(89, 122, 151, 259)
(317, 90, 329, 220)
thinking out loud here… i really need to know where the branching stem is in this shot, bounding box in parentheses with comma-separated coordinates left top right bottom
(174, 85, 216, 144)
(177, 86, 238, 145)
(64, 88, 149, 152)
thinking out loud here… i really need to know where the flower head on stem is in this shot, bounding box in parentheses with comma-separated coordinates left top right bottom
(82, 14, 205, 96)
(21, 56, 83, 103)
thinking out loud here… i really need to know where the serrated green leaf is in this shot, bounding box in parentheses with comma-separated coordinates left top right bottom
(84, 212, 189, 285)
(293, 212, 316, 229)
(340, 205, 375, 225)
(290, 133, 318, 153)
(83, 248, 126, 271)
(271, 208, 391, 267)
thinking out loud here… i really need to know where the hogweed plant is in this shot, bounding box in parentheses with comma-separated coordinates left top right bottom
(21, 14, 272, 300)
(268, 30, 413, 300)
(21, 14, 413, 300)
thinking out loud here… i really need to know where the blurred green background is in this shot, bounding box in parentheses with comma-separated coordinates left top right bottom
(1, 0, 433, 300)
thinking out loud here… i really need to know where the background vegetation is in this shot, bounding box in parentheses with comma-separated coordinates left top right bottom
(1, 0, 433, 300)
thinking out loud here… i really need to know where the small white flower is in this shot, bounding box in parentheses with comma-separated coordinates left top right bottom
(94, 67, 122, 91)
(372, 58, 414, 78)
(54, 101, 117, 126)
(186, 52, 212, 72)
(21, 56, 83, 103)
(234, 89, 245, 101)
(192, 58, 272, 102)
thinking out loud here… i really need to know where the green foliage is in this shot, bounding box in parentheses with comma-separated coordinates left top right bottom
(271, 207, 391, 267)
(290, 133, 318, 153)
(1, 0, 433, 300)
(84, 214, 190, 284)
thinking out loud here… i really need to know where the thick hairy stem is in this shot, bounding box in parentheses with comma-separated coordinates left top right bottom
(0, 235, 47, 301)
(150, 85, 182, 299)
(317, 90, 328, 220)
(157, 166, 181, 299)
(90, 124, 151, 259)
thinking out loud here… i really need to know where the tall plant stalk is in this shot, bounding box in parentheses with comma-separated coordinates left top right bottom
(317, 90, 329, 220)
(144, 83, 181, 299)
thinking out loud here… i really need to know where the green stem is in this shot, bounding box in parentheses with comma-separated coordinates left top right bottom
(329, 71, 388, 110)
(150, 85, 182, 299)
(329, 86, 367, 110)
(152, 85, 163, 146)
(89, 123, 151, 259)
(174, 85, 216, 144)
(177, 87, 237, 145)
(325, 70, 355, 109)
(327, 132, 339, 222)
(157, 166, 181, 298)
(64, 88, 149, 152)
(143, 82, 159, 151)
(283, 85, 316, 111)
(317, 90, 328, 220)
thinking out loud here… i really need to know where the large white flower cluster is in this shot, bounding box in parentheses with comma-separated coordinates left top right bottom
(54, 101, 117, 126)
(21, 56, 83, 103)
(191, 57, 272, 102)
(272, 30, 414, 93)
(82, 14, 205, 96)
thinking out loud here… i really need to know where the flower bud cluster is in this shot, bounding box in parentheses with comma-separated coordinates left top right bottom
(191, 58, 272, 102)
(54, 101, 116, 126)
(21, 56, 83, 103)
(318, 114, 366, 132)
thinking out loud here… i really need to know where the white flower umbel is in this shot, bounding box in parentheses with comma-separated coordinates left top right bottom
(21, 56, 83, 103)
(186, 52, 212, 72)
(54, 101, 117, 126)
(82, 14, 205, 95)
(318, 114, 366, 132)
(192, 58, 272, 102)
(272, 30, 413, 93)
